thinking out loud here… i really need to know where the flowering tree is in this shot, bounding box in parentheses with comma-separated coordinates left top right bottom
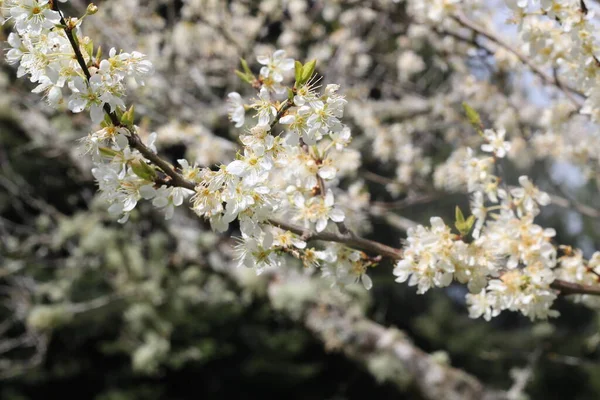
(2, 0, 600, 398)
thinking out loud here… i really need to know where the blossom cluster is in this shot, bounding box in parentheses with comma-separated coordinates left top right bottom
(209, 53, 375, 287)
(3, 0, 378, 289)
(4, 0, 600, 320)
(2, 0, 174, 223)
(505, 1, 598, 113)
(5, 1, 152, 121)
(395, 130, 562, 320)
(399, 0, 600, 189)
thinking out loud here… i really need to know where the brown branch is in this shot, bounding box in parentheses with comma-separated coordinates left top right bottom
(362, 170, 396, 185)
(545, 189, 600, 220)
(550, 193, 600, 218)
(270, 218, 600, 297)
(270, 99, 293, 130)
(434, 27, 494, 56)
(550, 279, 600, 296)
(371, 193, 441, 211)
(127, 134, 196, 190)
(54, 3, 196, 192)
(269, 219, 403, 260)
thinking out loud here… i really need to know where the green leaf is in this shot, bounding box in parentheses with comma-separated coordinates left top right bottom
(240, 58, 252, 76)
(295, 61, 303, 84)
(465, 215, 476, 231)
(235, 70, 252, 84)
(103, 113, 113, 126)
(454, 206, 475, 236)
(300, 59, 317, 84)
(114, 107, 124, 122)
(120, 105, 135, 127)
(71, 31, 80, 47)
(455, 206, 465, 225)
(99, 147, 120, 158)
(462, 102, 483, 132)
(235, 59, 256, 85)
(130, 160, 157, 181)
(85, 40, 94, 59)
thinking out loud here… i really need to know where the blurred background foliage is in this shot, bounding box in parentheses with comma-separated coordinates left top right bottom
(1, 0, 600, 399)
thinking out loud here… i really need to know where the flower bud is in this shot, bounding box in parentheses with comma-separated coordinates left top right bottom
(87, 3, 99, 15)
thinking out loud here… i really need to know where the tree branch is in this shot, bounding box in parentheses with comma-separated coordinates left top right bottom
(53, 3, 196, 192)
(53, 3, 600, 299)
(256, 265, 509, 400)
(268, 218, 403, 260)
(550, 279, 600, 296)
(451, 12, 584, 106)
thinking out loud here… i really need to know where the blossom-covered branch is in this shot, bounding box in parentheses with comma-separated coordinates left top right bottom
(4, 0, 600, 325)
(451, 11, 584, 105)
(269, 219, 403, 260)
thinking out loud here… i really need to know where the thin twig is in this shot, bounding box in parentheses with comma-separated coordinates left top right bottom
(371, 193, 440, 210)
(452, 12, 584, 106)
(270, 99, 293, 131)
(53, 3, 196, 192)
(269, 219, 403, 260)
(549, 279, 600, 296)
(270, 219, 600, 296)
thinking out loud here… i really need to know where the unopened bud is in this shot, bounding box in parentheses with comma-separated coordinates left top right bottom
(87, 3, 99, 15)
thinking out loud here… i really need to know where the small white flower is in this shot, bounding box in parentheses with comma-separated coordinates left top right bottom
(466, 290, 500, 321)
(510, 176, 551, 216)
(31, 70, 63, 107)
(293, 189, 345, 232)
(318, 165, 337, 180)
(234, 233, 279, 274)
(227, 92, 246, 128)
(226, 150, 272, 185)
(257, 49, 294, 83)
(11, 0, 61, 35)
(481, 129, 511, 158)
(252, 87, 277, 125)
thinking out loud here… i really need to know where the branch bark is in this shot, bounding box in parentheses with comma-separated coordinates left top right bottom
(301, 302, 508, 400)
(250, 263, 509, 400)
(269, 218, 403, 260)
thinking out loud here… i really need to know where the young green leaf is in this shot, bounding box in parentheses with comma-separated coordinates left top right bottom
(235, 70, 252, 84)
(300, 59, 317, 84)
(462, 102, 483, 133)
(120, 105, 135, 127)
(455, 206, 465, 225)
(130, 160, 157, 181)
(240, 58, 252, 76)
(99, 147, 120, 158)
(295, 60, 303, 84)
(85, 40, 94, 59)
